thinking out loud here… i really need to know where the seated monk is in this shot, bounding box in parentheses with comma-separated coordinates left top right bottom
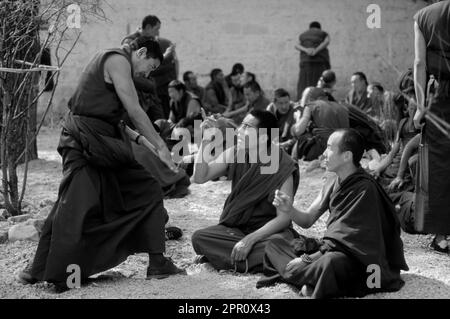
(155, 80, 202, 145)
(256, 129, 408, 299)
(371, 96, 420, 201)
(266, 88, 298, 154)
(191, 110, 300, 273)
(204, 69, 229, 115)
(244, 81, 271, 112)
(292, 87, 349, 161)
(17, 36, 186, 292)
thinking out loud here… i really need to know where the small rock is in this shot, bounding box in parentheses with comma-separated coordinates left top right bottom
(8, 213, 33, 223)
(0, 231, 8, 244)
(8, 224, 39, 242)
(37, 206, 53, 219)
(39, 199, 55, 208)
(0, 209, 10, 219)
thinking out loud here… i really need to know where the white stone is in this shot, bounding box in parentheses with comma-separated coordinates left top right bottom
(8, 224, 39, 242)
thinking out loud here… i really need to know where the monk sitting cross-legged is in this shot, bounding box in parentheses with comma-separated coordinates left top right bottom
(257, 129, 408, 299)
(191, 110, 300, 273)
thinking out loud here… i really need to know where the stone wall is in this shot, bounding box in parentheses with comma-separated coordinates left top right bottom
(42, 0, 427, 119)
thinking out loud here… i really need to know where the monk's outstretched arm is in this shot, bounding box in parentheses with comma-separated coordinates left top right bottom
(193, 139, 234, 184)
(273, 186, 327, 229)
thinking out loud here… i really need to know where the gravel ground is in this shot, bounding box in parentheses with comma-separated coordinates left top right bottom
(0, 127, 449, 299)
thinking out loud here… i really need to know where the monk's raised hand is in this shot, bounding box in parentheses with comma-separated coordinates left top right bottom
(158, 146, 179, 173)
(273, 190, 293, 215)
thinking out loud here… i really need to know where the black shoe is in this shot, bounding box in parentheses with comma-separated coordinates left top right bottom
(16, 263, 38, 285)
(165, 227, 183, 241)
(48, 282, 70, 294)
(146, 257, 187, 279)
(193, 255, 208, 264)
(430, 236, 449, 254)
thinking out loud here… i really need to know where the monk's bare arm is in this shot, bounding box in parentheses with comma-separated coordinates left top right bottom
(292, 106, 311, 137)
(193, 143, 234, 184)
(105, 54, 166, 151)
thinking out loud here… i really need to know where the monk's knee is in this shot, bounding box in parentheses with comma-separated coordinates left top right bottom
(191, 228, 209, 253)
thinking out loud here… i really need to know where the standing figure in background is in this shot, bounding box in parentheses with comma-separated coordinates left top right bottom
(122, 15, 178, 120)
(296, 21, 331, 101)
(413, 1, 450, 253)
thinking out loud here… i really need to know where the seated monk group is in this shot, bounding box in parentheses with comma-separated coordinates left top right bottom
(191, 109, 408, 298)
(16, 33, 408, 299)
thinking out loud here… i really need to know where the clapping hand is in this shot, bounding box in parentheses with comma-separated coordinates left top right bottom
(273, 190, 293, 215)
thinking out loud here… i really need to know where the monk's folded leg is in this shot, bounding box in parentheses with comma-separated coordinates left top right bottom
(192, 225, 244, 271)
(287, 251, 365, 299)
(248, 231, 297, 274)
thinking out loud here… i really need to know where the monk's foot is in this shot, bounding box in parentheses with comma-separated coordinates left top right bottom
(430, 235, 449, 254)
(147, 257, 187, 279)
(300, 284, 314, 297)
(165, 226, 183, 241)
(16, 263, 38, 285)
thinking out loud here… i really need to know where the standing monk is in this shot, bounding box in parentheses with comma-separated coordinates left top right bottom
(17, 36, 186, 291)
(413, 1, 450, 253)
(296, 21, 331, 101)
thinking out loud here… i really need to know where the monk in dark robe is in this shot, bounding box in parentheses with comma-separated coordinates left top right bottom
(296, 21, 331, 100)
(122, 15, 178, 120)
(371, 97, 420, 202)
(257, 129, 408, 299)
(17, 36, 186, 292)
(204, 69, 229, 114)
(191, 110, 300, 273)
(292, 87, 349, 161)
(266, 88, 298, 154)
(413, 1, 450, 253)
(345, 72, 371, 112)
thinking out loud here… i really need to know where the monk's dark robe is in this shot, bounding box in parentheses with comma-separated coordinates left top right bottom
(267, 102, 297, 153)
(257, 169, 408, 299)
(192, 149, 300, 273)
(414, 2, 450, 234)
(345, 89, 371, 113)
(293, 100, 349, 161)
(28, 48, 168, 287)
(204, 81, 228, 114)
(342, 103, 388, 154)
(297, 28, 331, 100)
(249, 95, 271, 113)
(132, 143, 190, 199)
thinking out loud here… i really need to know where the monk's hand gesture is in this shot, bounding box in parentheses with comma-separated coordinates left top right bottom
(231, 236, 254, 263)
(388, 176, 404, 191)
(273, 190, 293, 215)
(158, 146, 179, 173)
